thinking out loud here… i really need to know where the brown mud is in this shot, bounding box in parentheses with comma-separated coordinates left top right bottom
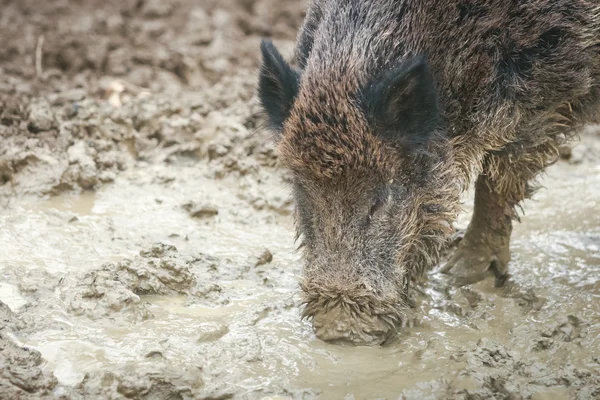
(1, 0, 599, 399)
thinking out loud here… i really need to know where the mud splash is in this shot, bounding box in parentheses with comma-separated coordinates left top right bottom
(1, 0, 599, 398)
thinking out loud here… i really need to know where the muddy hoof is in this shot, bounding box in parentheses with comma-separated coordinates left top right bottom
(440, 241, 509, 287)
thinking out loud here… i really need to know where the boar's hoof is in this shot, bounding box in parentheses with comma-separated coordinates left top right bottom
(441, 239, 510, 287)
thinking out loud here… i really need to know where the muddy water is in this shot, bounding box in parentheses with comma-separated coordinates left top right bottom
(1, 136, 599, 399)
(1, 0, 598, 396)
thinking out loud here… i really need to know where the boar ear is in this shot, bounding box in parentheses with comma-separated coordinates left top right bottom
(363, 55, 441, 147)
(258, 40, 301, 133)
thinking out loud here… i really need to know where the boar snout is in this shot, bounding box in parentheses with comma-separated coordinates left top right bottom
(300, 280, 405, 346)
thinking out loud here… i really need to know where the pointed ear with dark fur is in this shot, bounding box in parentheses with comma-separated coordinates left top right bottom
(362, 55, 441, 147)
(258, 40, 300, 133)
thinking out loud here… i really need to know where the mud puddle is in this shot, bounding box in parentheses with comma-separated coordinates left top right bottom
(1, 0, 599, 397)
(1, 136, 599, 399)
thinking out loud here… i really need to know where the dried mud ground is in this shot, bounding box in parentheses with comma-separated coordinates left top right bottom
(1, 0, 599, 399)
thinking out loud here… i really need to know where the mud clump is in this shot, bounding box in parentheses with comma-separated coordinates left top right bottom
(0, 301, 58, 398)
(0, 334, 58, 398)
(254, 249, 273, 267)
(196, 322, 229, 343)
(1, 300, 22, 330)
(540, 315, 586, 343)
(27, 99, 57, 133)
(182, 201, 219, 219)
(434, 338, 600, 399)
(73, 362, 209, 400)
(60, 243, 198, 321)
(64, 141, 101, 190)
(0, 0, 305, 199)
(1, 104, 130, 196)
(129, 243, 198, 295)
(60, 263, 154, 322)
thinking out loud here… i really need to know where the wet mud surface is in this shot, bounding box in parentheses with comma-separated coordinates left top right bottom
(1, 0, 599, 399)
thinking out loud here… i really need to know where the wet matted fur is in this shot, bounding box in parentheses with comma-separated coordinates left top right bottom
(258, 0, 600, 344)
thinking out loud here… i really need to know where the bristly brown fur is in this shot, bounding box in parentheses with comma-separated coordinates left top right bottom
(259, 0, 600, 345)
(296, 141, 461, 344)
(280, 74, 396, 182)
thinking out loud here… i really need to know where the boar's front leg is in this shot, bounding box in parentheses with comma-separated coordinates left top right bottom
(440, 170, 513, 286)
(441, 141, 559, 286)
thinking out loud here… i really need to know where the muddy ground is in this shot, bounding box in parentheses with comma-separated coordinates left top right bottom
(1, 0, 599, 399)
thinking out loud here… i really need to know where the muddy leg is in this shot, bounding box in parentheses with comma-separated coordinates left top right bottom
(440, 172, 513, 286)
(441, 141, 559, 286)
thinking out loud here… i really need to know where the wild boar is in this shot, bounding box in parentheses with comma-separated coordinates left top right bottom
(258, 0, 600, 345)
